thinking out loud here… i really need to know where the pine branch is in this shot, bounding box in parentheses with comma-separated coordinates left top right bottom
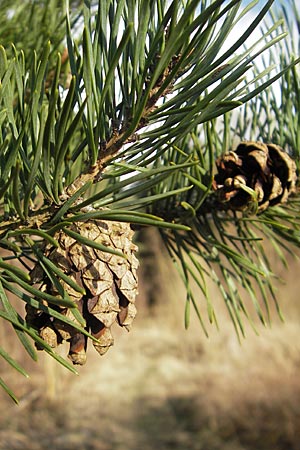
(1, 0, 300, 401)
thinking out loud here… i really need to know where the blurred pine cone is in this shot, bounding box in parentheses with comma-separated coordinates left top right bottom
(26, 219, 139, 365)
(213, 141, 297, 213)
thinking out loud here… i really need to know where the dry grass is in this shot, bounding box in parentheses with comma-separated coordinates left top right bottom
(1, 236, 300, 450)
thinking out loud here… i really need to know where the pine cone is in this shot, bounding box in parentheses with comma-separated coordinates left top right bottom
(26, 219, 139, 364)
(213, 141, 297, 213)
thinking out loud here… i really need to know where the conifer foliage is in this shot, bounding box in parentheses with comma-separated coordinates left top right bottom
(0, 0, 300, 402)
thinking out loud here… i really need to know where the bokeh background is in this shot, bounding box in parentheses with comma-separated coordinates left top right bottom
(1, 228, 300, 450)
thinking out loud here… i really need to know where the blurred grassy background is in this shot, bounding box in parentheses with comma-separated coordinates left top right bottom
(0, 229, 300, 450)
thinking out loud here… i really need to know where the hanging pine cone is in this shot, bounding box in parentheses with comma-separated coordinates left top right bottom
(213, 141, 297, 213)
(26, 219, 139, 365)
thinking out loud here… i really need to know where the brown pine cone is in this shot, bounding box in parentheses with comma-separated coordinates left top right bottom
(213, 141, 297, 213)
(26, 219, 139, 364)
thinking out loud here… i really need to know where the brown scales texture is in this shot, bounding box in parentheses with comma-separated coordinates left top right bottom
(213, 141, 297, 213)
(26, 219, 139, 365)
